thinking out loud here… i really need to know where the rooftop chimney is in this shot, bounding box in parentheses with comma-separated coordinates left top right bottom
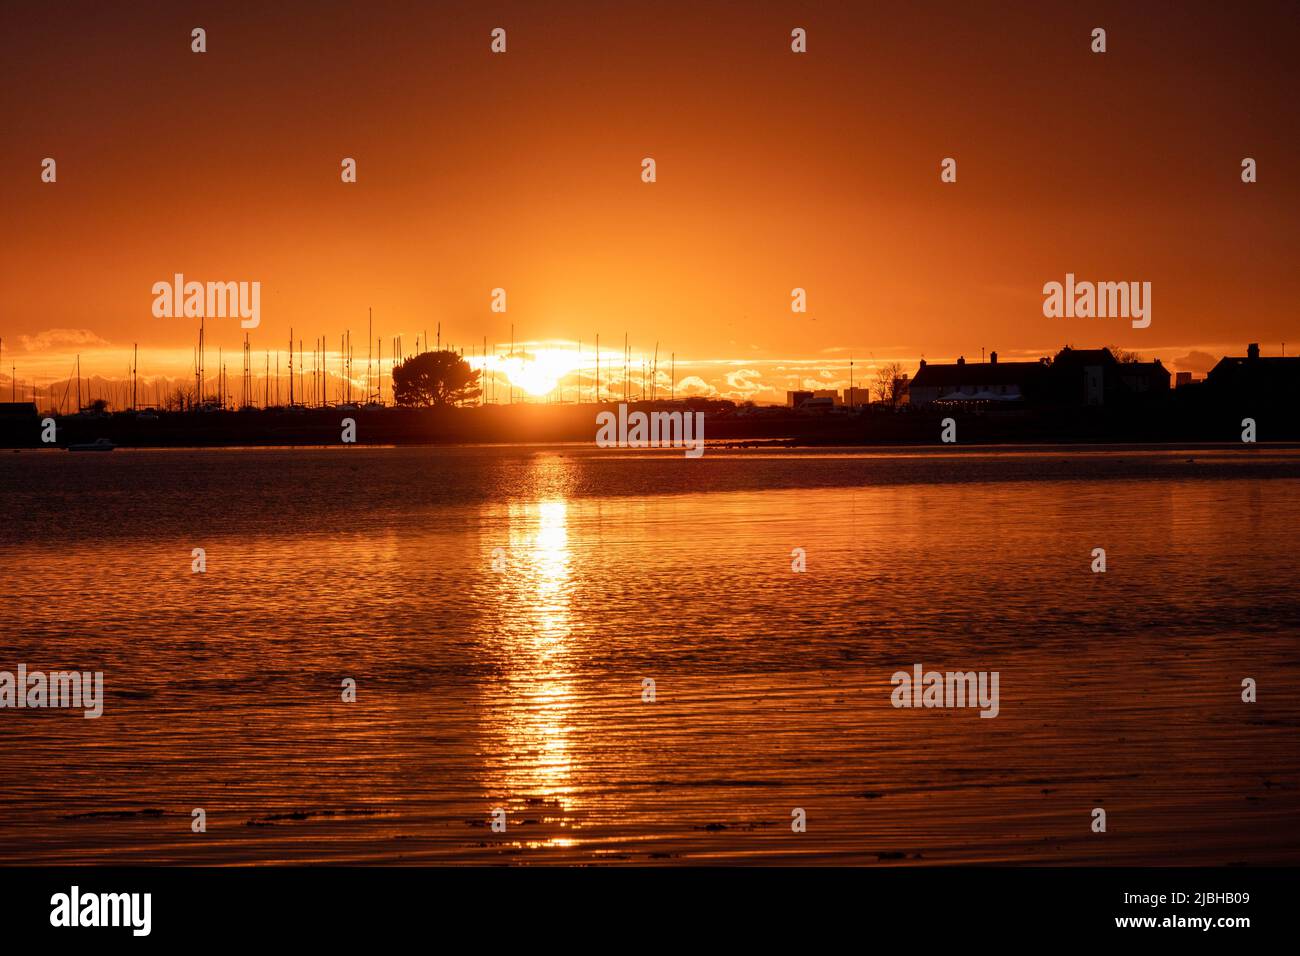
(956, 356, 965, 365)
(1247, 343, 1260, 360)
(990, 351, 998, 364)
(918, 359, 926, 368)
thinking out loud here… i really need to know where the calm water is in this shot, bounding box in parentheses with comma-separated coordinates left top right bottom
(1, 445, 1298, 865)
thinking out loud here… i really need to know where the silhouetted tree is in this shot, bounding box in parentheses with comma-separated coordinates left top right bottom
(164, 385, 196, 411)
(392, 350, 482, 407)
(1106, 345, 1142, 364)
(874, 361, 905, 408)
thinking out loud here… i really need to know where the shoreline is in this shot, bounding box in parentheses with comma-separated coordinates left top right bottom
(9, 438, 1300, 454)
(2, 398, 1297, 451)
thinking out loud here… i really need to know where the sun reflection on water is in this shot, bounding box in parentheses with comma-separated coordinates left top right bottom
(479, 466, 580, 821)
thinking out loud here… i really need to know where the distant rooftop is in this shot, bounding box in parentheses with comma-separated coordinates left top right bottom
(911, 360, 1047, 388)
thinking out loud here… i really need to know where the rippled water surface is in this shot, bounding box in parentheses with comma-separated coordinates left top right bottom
(1, 445, 1298, 864)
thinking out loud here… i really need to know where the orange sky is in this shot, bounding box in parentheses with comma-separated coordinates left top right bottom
(2, 0, 1297, 405)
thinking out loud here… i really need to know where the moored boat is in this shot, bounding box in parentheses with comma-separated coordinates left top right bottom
(68, 438, 115, 452)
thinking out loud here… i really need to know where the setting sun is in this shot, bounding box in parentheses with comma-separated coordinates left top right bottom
(483, 348, 585, 398)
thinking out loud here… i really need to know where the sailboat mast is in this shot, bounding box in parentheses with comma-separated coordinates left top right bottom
(651, 342, 659, 402)
(195, 318, 202, 404)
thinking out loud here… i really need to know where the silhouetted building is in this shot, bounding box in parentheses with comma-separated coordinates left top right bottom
(1206, 343, 1300, 407)
(800, 396, 836, 413)
(786, 389, 841, 411)
(908, 351, 1049, 405)
(1117, 359, 1170, 397)
(1049, 347, 1168, 405)
(909, 347, 1168, 407)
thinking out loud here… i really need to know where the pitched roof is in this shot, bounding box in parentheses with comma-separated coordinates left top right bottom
(910, 361, 1048, 388)
(1118, 361, 1169, 378)
(1053, 347, 1116, 366)
(1207, 355, 1300, 385)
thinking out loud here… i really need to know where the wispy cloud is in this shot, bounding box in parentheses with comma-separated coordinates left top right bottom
(722, 368, 765, 400)
(1170, 350, 1219, 375)
(675, 375, 716, 397)
(18, 328, 111, 351)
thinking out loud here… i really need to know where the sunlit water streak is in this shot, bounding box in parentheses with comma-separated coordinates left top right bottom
(0, 445, 1297, 864)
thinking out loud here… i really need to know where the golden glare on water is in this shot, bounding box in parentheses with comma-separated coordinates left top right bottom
(480, 486, 578, 817)
(6, 449, 1300, 865)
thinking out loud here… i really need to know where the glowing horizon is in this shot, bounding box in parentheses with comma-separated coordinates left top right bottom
(0, 335, 1275, 412)
(3, 4, 1297, 412)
